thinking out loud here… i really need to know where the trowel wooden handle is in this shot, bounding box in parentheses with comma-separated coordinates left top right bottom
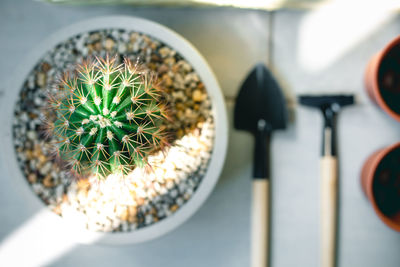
(251, 179, 269, 267)
(321, 156, 338, 267)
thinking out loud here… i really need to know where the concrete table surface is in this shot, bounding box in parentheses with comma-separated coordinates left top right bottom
(0, 1, 400, 266)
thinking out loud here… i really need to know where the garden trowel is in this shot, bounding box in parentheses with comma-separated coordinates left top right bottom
(234, 64, 288, 267)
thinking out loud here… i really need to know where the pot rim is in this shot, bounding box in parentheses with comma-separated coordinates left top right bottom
(369, 35, 400, 121)
(0, 16, 228, 245)
(366, 142, 400, 231)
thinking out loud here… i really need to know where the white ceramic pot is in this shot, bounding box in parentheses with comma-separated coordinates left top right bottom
(1, 16, 228, 245)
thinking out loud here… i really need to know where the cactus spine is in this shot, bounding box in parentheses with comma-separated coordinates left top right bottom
(47, 56, 168, 178)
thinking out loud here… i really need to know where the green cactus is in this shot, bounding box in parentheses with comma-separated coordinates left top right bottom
(46, 56, 168, 178)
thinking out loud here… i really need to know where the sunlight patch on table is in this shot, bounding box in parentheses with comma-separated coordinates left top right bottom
(298, 0, 396, 72)
(0, 209, 101, 267)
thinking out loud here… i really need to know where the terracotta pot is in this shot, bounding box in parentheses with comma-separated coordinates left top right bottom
(364, 35, 400, 122)
(361, 142, 400, 231)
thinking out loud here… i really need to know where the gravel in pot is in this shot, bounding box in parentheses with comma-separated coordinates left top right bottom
(12, 29, 215, 233)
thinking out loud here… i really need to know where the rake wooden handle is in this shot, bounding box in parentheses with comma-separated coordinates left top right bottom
(321, 156, 338, 267)
(251, 179, 269, 267)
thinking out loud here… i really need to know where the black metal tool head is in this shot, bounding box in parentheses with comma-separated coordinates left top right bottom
(234, 64, 288, 134)
(299, 94, 354, 111)
(299, 94, 355, 157)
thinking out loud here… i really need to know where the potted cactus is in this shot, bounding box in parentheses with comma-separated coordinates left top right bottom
(46, 56, 168, 179)
(2, 16, 228, 244)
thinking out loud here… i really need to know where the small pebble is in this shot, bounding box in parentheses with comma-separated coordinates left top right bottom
(159, 47, 171, 58)
(36, 72, 46, 88)
(43, 175, 54, 188)
(27, 131, 37, 140)
(170, 205, 179, 212)
(28, 173, 37, 183)
(104, 38, 115, 51)
(192, 90, 204, 102)
(118, 43, 126, 53)
(40, 162, 52, 176)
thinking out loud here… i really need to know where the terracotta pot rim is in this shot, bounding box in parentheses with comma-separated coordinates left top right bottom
(367, 142, 400, 231)
(370, 35, 400, 122)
